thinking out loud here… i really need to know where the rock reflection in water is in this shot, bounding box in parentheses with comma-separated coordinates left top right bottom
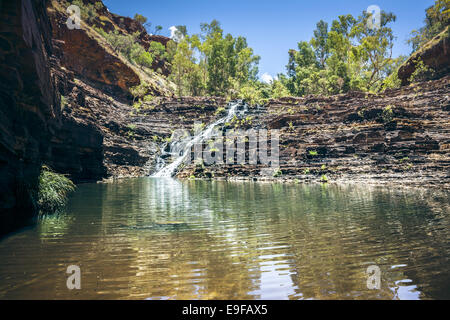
(0, 178, 448, 300)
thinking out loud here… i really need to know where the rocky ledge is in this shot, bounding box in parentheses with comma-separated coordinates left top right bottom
(177, 77, 450, 189)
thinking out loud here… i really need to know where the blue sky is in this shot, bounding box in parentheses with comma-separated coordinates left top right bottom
(103, 0, 435, 81)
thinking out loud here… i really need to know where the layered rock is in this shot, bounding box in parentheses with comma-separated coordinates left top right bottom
(1, 0, 449, 239)
(178, 77, 450, 189)
(72, 0, 172, 75)
(45, 0, 179, 180)
(0, 0, 176, 235)
(398, 26, 450, 85)
(0, 0, 60, 235)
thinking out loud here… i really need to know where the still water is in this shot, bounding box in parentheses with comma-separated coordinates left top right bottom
(0, 178, 449, 300)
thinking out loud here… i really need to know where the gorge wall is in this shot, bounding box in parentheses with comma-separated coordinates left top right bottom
(177, 77, 450, 189)
(0, 0, 449, 237)
(0, 0, 110, 235)
(0, 0, 65, 235)
(0, 0, 164, 235)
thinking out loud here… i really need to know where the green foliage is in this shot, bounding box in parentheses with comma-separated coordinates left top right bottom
(149, 41, 167, 60)
(381, 56, 406, 90)
(288, 121, 294, 131)
(94, 2, 104, 10)
(320, 175, 329, 183)
(130, 82, 152, 103)
(143, 94, 155, 103)
(235, 82, 268, 106)
(60, 95, 68, 110)
(38, 165, 75, 214)
(273, 168, 283, 178)
(134, 13, 147, 25)
(127, 124, 137, 131)
(71, 0, 98, 24)
(168, 20, 260, 97)
(153, 25, 163, 35)
(270, 80, 290, 98)
(280, 9, 400, 95)
(215, 106, 226, 116)
(134, 50, 154, 69)
(407, 0, 450, 52)
(311, 20, 330, 68)
(309, 150, 319, 156)
(169, 38, 203, 96)
(409, 58, 436, 83)
(382, 105, 395, 123)
(101, 30, 155, 69)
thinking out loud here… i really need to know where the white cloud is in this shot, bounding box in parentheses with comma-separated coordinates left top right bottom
(261, 73, 274, 84)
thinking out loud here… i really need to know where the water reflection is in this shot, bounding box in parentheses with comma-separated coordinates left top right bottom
(0, 179, 448, 299)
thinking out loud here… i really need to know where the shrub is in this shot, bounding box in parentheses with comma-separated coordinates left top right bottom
(271, 80, 290, 99)
(273, 168, 283, 177)
(409, 58, 436, 83)
(382, 70, 402, 90)
(236, 83, 268, 106)
(149, 41, 167, 60)
(60, 95, 68, 110)
(130, 82, 151, 103)
(215, 106, 226, 116)
(134, 13, 147, 25)
(71, 0, 98, 24)
(127, 124, 137, 131)
(382, 105, 395, 123)
(38, 165, 75, 214)
(102, 31, 154, 69)
(134, 50, 154, 69)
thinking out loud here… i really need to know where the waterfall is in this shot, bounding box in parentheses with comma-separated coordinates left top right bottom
(152, 101, 244, 178)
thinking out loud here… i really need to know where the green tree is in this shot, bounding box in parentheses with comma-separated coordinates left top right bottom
(169, 38, 203, 96)
(408, 0, 450, 52)
(350, 10, 397, 91)
(282, 41, 317, 96)
(311, 20, 329, 68)
(154, 25, 163, 35)
(166, 20, 260, 98)
(280, 9, 399, 96)
(134, 13, 147, 25)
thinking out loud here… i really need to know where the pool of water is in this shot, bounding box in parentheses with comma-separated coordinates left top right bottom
(0, 178, 449, 299)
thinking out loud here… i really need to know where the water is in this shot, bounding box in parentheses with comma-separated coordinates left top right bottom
(0, 178, 449, 300)
(152, 101, 243, 178)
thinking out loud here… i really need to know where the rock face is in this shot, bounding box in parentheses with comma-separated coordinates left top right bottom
(0, 0, 114, 235)
(178, 77, 450, 189)
(0, 0, 177, 235)
(78, 0, 172, 75)
(50, 9, 140, 97)
(45, 0, 180, 181)
(398, 27, 450, 85)
(0, 0, 449, 238)
(0, 0, 58, 235)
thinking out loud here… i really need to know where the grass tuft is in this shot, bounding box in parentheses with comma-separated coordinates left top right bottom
(38, 165, 76, 214)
